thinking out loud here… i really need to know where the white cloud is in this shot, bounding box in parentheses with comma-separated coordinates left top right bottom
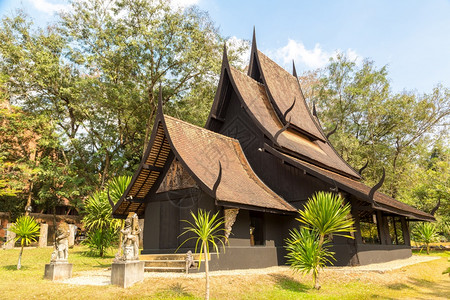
(28, 0, 69, 14)
(226, 36, 250, 69)
(272, 39, 361, 70)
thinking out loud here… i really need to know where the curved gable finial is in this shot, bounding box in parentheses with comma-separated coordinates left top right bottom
(107, 188, 114, 208)
(312, 101, 317, 117)
(326, 124, 338, 139)
(358, 160, 369, 176)
(212, 161, 222, 199)
(368, 167, 385, 203)
(283, 97, 296, 121)
(274, 117, 291, 146)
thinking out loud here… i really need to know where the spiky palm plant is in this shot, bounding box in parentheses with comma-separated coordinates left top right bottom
(285, 227, 334, 289)
(9, 216, 40, 270)
(178, 209, 227, 300)
(107, 176, 132, 255)
(83, 191, 121, 257)
(286, 191, 355, 289)
(107, 176, 132, 202)
(297, 191, 355, 247)
(413, 222, 438, 255)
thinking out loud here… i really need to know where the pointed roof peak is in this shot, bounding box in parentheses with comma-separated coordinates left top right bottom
(251, 27, 258, 53)
(292, 60, 298, 78)
(157, 84, 163, 116)
(221, 42, 230, 69)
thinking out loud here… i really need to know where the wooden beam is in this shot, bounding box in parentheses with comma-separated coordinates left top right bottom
(142, 164, 163, 172)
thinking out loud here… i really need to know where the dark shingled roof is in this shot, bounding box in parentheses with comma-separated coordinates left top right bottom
(263, 144, 434, 221)
(164, 115, 297, 213)
(229, 66, 361, 179)
(112, 112, 297, 217)
(255, 50, 324, 140)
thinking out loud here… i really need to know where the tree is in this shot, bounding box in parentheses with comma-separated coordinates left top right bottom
(178, 209, 227, 300)
(305, 54, 449, 198)
(0, 86, 80, 217)
(9, 215, 40, 270)
(286, 191, 355, 289)
(285, 227, 334, 290)
(413, 222, 439, 255)
(0, 1, 245, 191)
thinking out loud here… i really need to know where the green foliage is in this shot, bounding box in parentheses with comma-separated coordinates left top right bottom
(285, 227, 334, 287)
(413, 222, 439, 255)
(178, 209, 227, 300)
(82, 190, 120, 257)
(9, 215, 40, 269)
(107, 176, 132, 203)
(178, 209, 227, 267)
(300, 54, 450, 233)
(10, 215, 40, 246)
(82, 227, 117, 257)
(297, 191, 355, 241)
(286, 192, 355, 289)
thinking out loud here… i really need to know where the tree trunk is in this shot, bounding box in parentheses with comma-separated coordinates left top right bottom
(24, 181, 34, 216)
(203, 242, 210, 300)
(426, 243, 430, 255)
(313, 270, 321, 290)
(17, 244, 24, 270)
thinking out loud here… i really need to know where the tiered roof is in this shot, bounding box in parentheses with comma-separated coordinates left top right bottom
(113, 31, 434, 222)
(112, 95, 296, 217)
(205, 32, 433, 221)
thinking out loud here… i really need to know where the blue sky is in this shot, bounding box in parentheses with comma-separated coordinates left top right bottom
(1, 0, 450, 93)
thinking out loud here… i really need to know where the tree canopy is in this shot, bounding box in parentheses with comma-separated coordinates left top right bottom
(0, 0, 245, 215)
(299, 54, 450, 230)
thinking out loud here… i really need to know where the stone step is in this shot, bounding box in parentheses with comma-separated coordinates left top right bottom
(140, 253, 207, 261)
(144, 266, 186, 273)
(143, 259, 196, 268)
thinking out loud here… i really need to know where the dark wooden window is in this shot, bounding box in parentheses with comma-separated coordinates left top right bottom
(388, 216, 405, 245)
(360, 214, 381, 244)
(249, 211, 265, 246)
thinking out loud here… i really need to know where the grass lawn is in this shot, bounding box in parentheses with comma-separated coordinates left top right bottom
(0, 246, 449, 299)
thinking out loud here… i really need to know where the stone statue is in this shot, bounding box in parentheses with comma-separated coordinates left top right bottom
(51, 222, 69, 262)
(115, 213, 141, 261)
(185, 250, 197, 274)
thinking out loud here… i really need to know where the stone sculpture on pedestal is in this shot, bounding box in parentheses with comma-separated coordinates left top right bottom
(111, 213, 144, 288)
(44, 222, 73, 280)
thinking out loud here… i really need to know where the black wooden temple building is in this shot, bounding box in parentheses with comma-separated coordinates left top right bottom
(112, 33, 434, 269)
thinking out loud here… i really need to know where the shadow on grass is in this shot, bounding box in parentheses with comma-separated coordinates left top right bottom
(386, 283, 412, 290)
(155, 283, 197, 299)
(270, 274, 310, 293)
(407, 277, 450, 298)
(1, 265, 29, 271)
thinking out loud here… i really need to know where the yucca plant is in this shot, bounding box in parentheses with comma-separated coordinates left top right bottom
(286, 191, 355, 289)
(297, 191, 355, 247)
(9, 216, 40, 270)
(107, 176, 132, 202)
(107, 176, 132, 256)
(413, 222, 438, 255)
(285, 227, 334, 289)
(83, 191, 121, 257)
(178, 209, 227, 300)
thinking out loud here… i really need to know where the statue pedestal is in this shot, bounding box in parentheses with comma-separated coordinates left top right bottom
(111, 260, 144, 288)
(44, 262, 73, 280)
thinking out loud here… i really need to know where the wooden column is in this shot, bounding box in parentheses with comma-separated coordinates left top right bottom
(401, 217, 411, 246)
